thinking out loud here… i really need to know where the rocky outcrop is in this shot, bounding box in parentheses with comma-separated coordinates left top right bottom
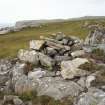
(84, 26, 105, 45)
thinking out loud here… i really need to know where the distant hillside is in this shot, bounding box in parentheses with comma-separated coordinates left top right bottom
(68, 16, 105, 21)
(15, 19, 65, 28)
(0, 17, 105, 58)
(15, 16, 105, 28)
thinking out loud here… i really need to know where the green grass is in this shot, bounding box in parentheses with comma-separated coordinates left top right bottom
(19, 91, 74, 105)
(0, 19, 105, 58)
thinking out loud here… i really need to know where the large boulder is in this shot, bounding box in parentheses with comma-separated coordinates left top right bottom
(61, 58, 89, 79)
(18, 49, 39, 65)
(29, 40, 45, 50)
(84, 27, 105, 45)
(71, 50, 85, 58)
(37, 77, 83, 100)
(15, 75, 83, 100)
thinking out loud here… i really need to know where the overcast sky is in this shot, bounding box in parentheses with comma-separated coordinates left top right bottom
(0, 0, 105, 24)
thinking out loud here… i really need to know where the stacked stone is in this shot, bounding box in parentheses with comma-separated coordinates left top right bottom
(18, 32, 84, 71)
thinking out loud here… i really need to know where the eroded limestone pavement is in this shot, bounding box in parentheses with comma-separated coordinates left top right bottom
(1, 26, 105, 105)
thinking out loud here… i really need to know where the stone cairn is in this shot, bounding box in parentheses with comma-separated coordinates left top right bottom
(18, 32, 84, 71)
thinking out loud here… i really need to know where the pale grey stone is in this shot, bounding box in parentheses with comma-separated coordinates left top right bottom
(15, 75, 38, 95)
(12, 62, 25, 84)
(86, 75, 96, 88)
(71, 50, 85, 58)
(28, 69, 46, 79)
(37, 77, 83, 100)
(18, 49, 39, 65)
(76, 88, 105, 105)
(38, 53, 55, 70)
(29, 40, 45, 50)
(61, 58, 89, 79)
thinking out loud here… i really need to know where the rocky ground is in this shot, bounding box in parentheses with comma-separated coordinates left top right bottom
(1, 25, 105, 105)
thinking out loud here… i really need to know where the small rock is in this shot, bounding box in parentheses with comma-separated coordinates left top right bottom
(71, 43, 83, 51)
(71, 50, 85, 58)
(55, 32, 65, 41)
(45, 71, 56, 77)
(68, 40, 74, 46)
(83, 46, 93, 53)
(59, 47, 70, 55)
(62, 38, 69, 45)
(70, 36, 82, 44)
(54, 55, 71, 62)
(13, 97, 23, 105)
(46, 47, 57, 57)
(25, 101, 32, 105)
(77, 77, 86, 88)
(56, 71, 61, 76)
(38, 53, 55, 70)
(29, 40, 45, 50)
(28, 69, 46, 79)
(77, 75, 96, 88)
(86, 75, 96, 88)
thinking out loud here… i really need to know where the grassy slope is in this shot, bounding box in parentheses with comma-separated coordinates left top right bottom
(0, 19, 105, 58)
